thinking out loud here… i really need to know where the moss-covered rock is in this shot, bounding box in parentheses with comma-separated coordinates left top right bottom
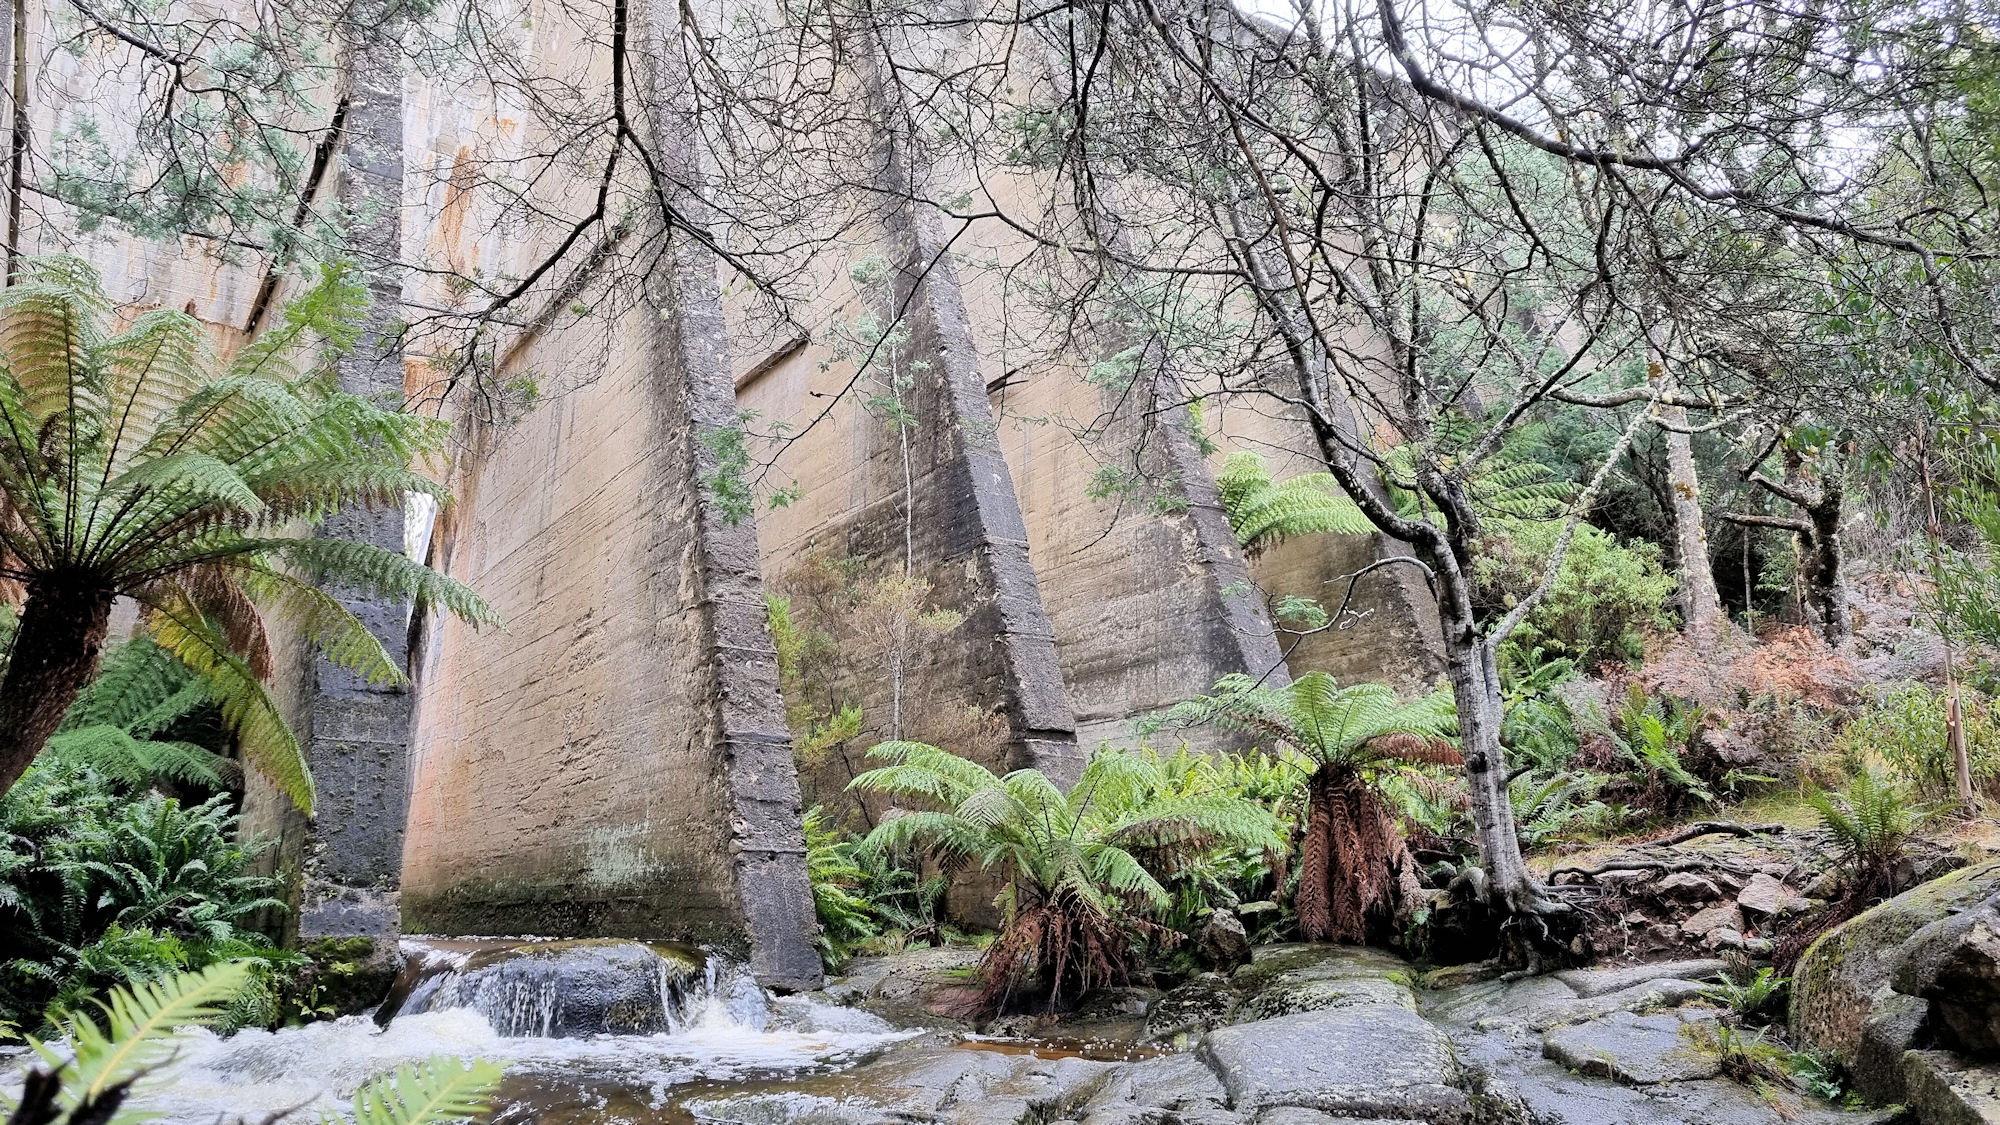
(1790, 860, 2000, 1103)
(302, 935, 403, 1018)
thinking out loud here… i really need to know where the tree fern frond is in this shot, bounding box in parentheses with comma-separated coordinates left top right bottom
(232, 561, 401, 685)
(140, 599, 313, 813)
(255, 537, 497, 631)
(1216, 451, 1372, 553)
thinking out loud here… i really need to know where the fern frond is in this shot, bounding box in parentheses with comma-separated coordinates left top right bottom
(340, 1056, 504, 1125)
(1216, 451, 1372, 553)
(140, 598, 313, 813)
(37, 960, 250, 1107)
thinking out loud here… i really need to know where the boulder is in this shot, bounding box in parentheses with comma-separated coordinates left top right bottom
(1792, 860, 2000, 1096)
(1682, 903, 1746, 939)
(1736, 873, 1808, 918)
(1196, 909, 1253, 972)
(1903, 1050, 2000, 1125)
(1143, 974, 1239, 1046)
(1076, 1052, 1237, 1125)
(1660, 872, 1725, 902)
(1894, 890, 2000, 1054)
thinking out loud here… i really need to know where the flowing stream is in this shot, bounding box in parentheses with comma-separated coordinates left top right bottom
(82, 940, 925, 1125)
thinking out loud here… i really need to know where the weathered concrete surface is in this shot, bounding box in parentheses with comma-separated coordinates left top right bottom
(297, 24, 415, 943)
(399, 241, 821, 987)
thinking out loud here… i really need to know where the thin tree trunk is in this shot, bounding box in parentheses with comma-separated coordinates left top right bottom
(1442, 622, 1539, 911)
(1661, 407, 1724, 635)
(0, 575, 114, 795)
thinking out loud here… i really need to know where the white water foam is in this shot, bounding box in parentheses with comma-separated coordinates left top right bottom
(8, 948, 916, 1124)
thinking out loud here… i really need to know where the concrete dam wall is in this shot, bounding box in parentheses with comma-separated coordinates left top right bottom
(22, 7, 1441, 991)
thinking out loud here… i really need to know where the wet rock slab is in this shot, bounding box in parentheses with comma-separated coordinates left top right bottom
(687, 1045, 1117, 1125)
(1541, 1010, 1723, 1085)
(1199, 1005, 1469, 1122)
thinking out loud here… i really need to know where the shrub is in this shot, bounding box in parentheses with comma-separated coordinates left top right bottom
(1474, 520, 1677, 670)
(1837, 682, 2000, 800)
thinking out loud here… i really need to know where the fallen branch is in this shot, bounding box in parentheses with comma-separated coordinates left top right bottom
(1648, 821, 1786, 847)
(1548, 857, 1758, 883)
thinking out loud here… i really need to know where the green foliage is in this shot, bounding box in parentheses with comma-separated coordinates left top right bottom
(1926, 446, 2000, 649)
(19, 960, 252, 1122)
(0, 256, 496, 812)
(1, 964, 502, 1125)
(0, 760, 285, 1033)
(766, 594, 864, 769)
(1807, 768, 1923, 887)
(1509, 769, 1609, 849)
(341, 1057, 505, 1125)
(1500, 648, 1583, 772)
(44, 636, 237, 791)
(803, 806, 880, 970)
(1145, 672, 1458, 770)
(849, 742, 1281, 1008)
(1473, 520, 1677, 670)
(1837, 682, 2000, 800)
(1215, 451, 1373, 554)
(1701, 969, 1790, 1023)
(1581, 686, 1714, 809)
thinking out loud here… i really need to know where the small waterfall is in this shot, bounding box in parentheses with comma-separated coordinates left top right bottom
(388, 938, 766, 1037)
(93, 938, 914, 1125)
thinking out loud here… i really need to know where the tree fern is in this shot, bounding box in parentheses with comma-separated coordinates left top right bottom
(0, 255, 497, 811)
(1149, 672, 1457, 942)
(850, 741, 1278, 1010)
(1216, 451, 1373, 554)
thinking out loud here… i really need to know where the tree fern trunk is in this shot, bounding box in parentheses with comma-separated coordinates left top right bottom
(0, 575, 113, 796)
(1296, 766, 1333, 940)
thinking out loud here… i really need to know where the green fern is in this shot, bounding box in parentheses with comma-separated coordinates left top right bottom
(1808, 769, 1923, 881)
(339, 1056, 504, 1125)
(23, 959, 250, 1116)
(850, 741, 1281, 1007)
(0, 255, 498, 812)
(1145, 672, 1459, 770)
(3, 964, 502, 1125)
(1216, 451, 1373, 554)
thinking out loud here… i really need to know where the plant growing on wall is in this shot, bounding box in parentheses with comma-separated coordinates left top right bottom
(849, 741, 1280, 1012)
(1147, 672, 1459, 943)
(0, 256, 496, 809)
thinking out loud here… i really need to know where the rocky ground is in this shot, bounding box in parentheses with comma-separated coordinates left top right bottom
(691, 944, 1894, 1125)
